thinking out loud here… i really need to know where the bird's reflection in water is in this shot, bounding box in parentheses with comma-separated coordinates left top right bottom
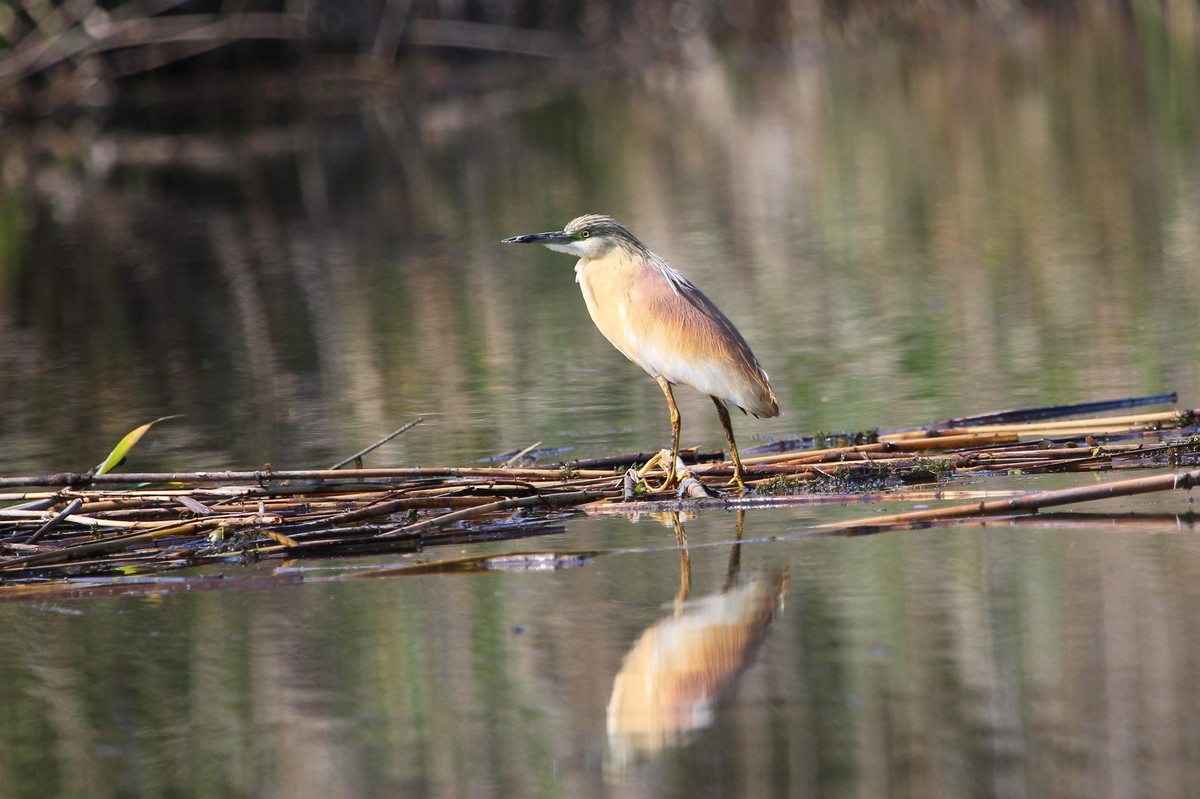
(606, 511, 789, 767)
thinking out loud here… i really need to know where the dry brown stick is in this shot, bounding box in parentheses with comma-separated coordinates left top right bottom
(966, 445, 1146, 460)
(696, 457, 953, 475)
(375, 490, 619, 539)
(503, 442, 543, 469)
(21, 498, 85, 544)
(0, 465, 615, 489)
(279, 493, 497, 533)
(204, 495, 509, 516)
(328, 418, 424, 469)
(0, 492, 61, 502)
(395, 478, 545, 497)
(0, 514, 282, 571)
(928, 410, 1194, 436)
(279, 487, 623, 536)
(0, 509, 147, 528)
(816, 468, 1200, 531)
(741, 442, 891, 466)
(742, 433, 1020, 467)
(979, 458, 1107, 473)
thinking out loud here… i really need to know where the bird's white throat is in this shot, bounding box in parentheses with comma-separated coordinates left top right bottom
(542, 241, 583, 256)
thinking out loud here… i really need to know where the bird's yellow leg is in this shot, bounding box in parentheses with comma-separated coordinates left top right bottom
(712, 396, 748, 492)
(653, 375, 681, 488)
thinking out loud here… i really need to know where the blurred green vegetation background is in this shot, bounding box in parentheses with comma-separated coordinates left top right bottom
(0, 1, 1196, 474)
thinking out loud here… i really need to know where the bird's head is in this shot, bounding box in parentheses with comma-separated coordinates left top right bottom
(502, 214, 647, 258)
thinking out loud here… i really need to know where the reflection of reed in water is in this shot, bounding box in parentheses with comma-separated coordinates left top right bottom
(5, 5, 1200, 476)
(607, 514, 789, 766)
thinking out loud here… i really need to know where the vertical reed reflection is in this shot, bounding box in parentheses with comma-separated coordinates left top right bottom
(0, 513, 1199, 795)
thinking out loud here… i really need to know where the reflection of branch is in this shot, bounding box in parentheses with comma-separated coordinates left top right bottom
(0, 4, 575, 93)
(981, 512, 1199, 532)
(404, 19, 573, 58)
(370, 0, 414, 62)
(0, 12, 307, 85)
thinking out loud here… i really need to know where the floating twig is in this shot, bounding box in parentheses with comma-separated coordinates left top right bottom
(328, 418, 424, 470)
(503, 441, 543, 469)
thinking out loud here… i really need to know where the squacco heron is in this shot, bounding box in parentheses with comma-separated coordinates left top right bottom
(502, 214, 778, 490)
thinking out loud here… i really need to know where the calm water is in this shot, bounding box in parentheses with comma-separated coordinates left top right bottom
(3, 498, 1200, 797)
(2, 10, 1200, 798)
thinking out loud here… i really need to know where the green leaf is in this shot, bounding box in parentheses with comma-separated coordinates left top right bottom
(94, 416, 181, 475)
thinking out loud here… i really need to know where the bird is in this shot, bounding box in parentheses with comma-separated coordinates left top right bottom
(502, 214, 778, 490)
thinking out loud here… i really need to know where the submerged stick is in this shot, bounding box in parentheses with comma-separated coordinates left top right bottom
(818, 468, 1200, 531)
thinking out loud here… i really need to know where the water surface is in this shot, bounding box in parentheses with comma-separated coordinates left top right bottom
(1, 10, 1199, 798)
(3, 498, 1200, 797)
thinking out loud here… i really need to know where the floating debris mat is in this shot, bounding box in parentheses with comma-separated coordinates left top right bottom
(0, 394, 1198, 587)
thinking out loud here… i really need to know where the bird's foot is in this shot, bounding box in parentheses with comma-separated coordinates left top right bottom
(631, 451, 720, 498)
(634, 450, 678, 493)
(724, 475, 750, 494)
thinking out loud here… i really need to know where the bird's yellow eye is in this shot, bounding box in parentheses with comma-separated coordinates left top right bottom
(579, 230, 590, 239)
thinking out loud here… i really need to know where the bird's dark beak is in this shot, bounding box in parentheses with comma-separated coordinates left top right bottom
(501, 231, 572, 245)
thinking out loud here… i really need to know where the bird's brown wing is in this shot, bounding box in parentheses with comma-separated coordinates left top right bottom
(630, 262, 779, 418)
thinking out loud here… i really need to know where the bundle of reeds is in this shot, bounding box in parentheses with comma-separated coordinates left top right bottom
(0, 394, 1197, 590)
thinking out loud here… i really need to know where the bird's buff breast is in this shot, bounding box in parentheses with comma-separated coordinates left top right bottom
(574, 258, 705, 386)
(575, 259, 638, 357)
